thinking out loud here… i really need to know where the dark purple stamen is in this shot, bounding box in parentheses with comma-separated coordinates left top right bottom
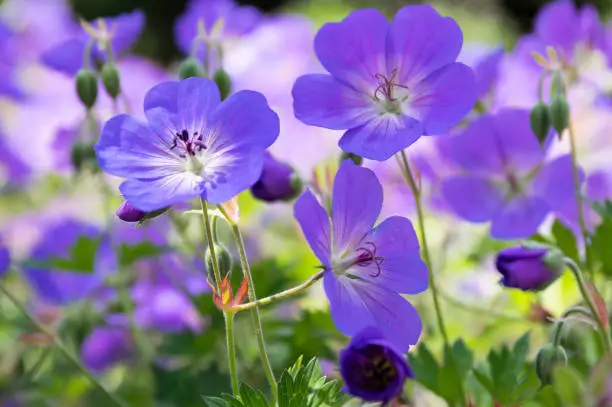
(355, 241, 384, 277)
(170, 129, 207, 157)
(373, 68, 409, 102)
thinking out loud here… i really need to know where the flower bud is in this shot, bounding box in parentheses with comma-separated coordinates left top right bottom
(0, 245, 10, 279)
(75, 69, 98, 109)
(550, 71, 566, 99)
(178, 57, 204, 80)
(495, 245, 564, 291)
(530, 102, 551, 145)
(213, 69, 231, 100)
(536, 343, 568, 385)
(340, 152, 363, 166)
(205, 243, 232, 278)
(251, 152, 302, 202)
(550, 97, 570, 136)
(116, 201, 146, 223)
(100, 63, 121, 99)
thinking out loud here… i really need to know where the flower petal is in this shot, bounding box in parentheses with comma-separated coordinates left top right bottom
(95, 114, 183, 179)
(441, 175, 504, 222)
(491, 196, 549, 240)
(292, 74, 376, 130)
(109, 10, 145, 56)
(351, 216, 428, 294)
(314, 9, 388, 92)
(532, 154, 582, 212)
(324, 272, 422, 352)
(294, 189, 331, 267)
(339, 114, 422, 161)
(408, 62, 476, 135)
(40, 37, 86, 76)
(119, 172, 203, 212)
(332, 162, 382, 254)
(387, 5, 463, 87)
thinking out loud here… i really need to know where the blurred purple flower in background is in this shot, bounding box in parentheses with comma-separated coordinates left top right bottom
(339, 327, 412, 403)
(292, 5, 476, 161)
(81, 326, 134, 372)
(23, 219, 114, 305)
(0, 20, 24, 99)
(495, 246, 563, 291)
(441, 109, 579, 239)
(459, 44, 505, 102)
(0, 243, 10, 279)
(41, 9, 144, 76)
(294, 162, 427, 352)
(175, 0, 260, 66)
(95, 77, 279, 211)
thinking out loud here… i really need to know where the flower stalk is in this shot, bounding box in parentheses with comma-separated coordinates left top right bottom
(397, 150, 450, 347)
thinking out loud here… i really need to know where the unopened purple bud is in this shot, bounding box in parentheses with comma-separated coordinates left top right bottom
(495, 246, 564, 291)
(339, 327, 411, 404)
(116, 201, 146, 223)
(251, 152, 302, 202)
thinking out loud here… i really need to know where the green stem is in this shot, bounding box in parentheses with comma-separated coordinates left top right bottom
(397, 150, 449, 347)
(564, 258, 612, 353)
(225, 313, 239, 393)
(567, 121, 591, 272)
(226, 214, 278, 401)
(437, 289, 534, 324)
(552, 306, 592, 347)
(200, 198, 239, 396)
(232, 271, 325, 313)
(0, 285, 129, 407)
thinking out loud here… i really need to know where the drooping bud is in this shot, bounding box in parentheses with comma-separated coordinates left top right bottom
(205, 243, 232, 278)
(550, 71, 566, 99)
(116, 201, 146, 223)
(70, 141, 99, 173)
(251, 152, 302, 202)
(178, 57, 204, 80)
(550, 97, 570, 136)
(536, 343, 568, 385)
(340, 152, 363, 166)
(75, 69, 98, 109)
(213, 69, 231, 100)
(530, 102, 551, 145)
(100, 63, 121, 99)
(495, 245, 564, 291)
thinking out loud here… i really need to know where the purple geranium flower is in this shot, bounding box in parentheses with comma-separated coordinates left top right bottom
(294, 161, 428, 352)
(459, 44, 505, 101)
(441, 109, 580, 240)
(292, 5, 476, 161)
(81, 326, 134, 372)
(95, 77, 279, 212)
(175, 0, 260, 62)
(23, 219, 114, 305)
(340, 327, 412, 404)
(41, 9, 144, 76)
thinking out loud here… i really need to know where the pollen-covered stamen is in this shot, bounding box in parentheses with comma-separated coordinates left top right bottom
(355, 241, 384, 277)
(373, 69, 408, 103)
(170, 129, 208, 157)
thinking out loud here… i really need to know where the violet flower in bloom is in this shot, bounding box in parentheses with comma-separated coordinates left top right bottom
(495, 246, 564, 291)
(294, 162, 427, 352)
(175, 0, 260, 61)
(459, 44, 505, 102)
(340, 327, 412, 404)
(251, 151, 300, 202)
(81, 326, 134, 372)
(441, 109, 579, 239)
(41, 9, 144, 76)
(292, 5, 476, 161)
(23, 220, 113, 305)
(95, 77, 279, 212)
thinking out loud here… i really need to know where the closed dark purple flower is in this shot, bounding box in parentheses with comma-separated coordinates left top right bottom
(340, 327, 412, 404)
(294, 161, 427, 352)
(495, 246, 563, 291)
(116, 201, 146, 223)
(41, 10, 144, 76)
(251, 152, 300, 202)
(81, 326, 134, 372)
(292, 5, 476, 161)
(95, 77, 279, 212)
(0, 244, 9, 279)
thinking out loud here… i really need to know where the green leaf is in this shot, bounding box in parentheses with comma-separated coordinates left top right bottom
(592, 214, 612, 275)
(203, 396, 232, 407)
(552, 367, 585, 407)
(436, 346, 465, 405)
(277, 357, 346, 407)
(552, 220, 579, 263)
(25, 236, 102, 274)
(512, 332, 531, 371)
(451, 339, 474, 377)
(408, 343, 440, 393)
(118, 241, 167, 267)
(239, 383, 269, 407)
